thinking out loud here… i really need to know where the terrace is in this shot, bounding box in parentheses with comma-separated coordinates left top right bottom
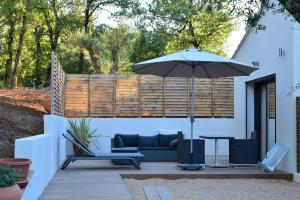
(40, 160, 292, 200)
(14, 53, 299, 200)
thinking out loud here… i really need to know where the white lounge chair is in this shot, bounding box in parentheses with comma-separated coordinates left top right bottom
(261, 143, 288, 172)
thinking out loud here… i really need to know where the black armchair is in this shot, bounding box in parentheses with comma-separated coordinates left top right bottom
(229, 132, 258, 165)
(177, 132, 205, 164)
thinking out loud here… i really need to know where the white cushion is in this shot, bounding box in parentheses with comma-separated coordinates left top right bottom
(158, 129, 180, 135)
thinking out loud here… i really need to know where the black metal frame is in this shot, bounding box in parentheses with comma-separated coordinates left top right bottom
(62, 131, 143, 170)
(61, 154, 141, 170)
(245, 74, 276, 161)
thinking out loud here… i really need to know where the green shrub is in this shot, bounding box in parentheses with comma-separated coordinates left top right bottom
(0, 166, 22, 188)
(68, 119, 100, 150)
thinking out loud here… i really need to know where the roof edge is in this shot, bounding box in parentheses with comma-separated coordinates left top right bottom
(231, 27, 253, 59)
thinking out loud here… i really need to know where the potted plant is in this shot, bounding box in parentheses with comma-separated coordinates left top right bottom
(0, 158, 31, 189)
(0, 166, 21, 200)
(68, 119, 100, 155)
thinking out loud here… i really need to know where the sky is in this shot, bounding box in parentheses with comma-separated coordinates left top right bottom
(95, 2, 246, 58)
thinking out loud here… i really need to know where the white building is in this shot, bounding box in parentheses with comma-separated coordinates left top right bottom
(233, 5, 300, 173)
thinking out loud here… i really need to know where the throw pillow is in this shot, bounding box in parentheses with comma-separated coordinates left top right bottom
(114, 135, 124, 147)
(117, 134, 139, 147)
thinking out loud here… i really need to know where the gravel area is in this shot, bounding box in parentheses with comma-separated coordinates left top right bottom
(124, 178, 300, 200)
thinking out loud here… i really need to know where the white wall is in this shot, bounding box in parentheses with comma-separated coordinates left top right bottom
(44, 115, 67, 175)
(15, 135, 53, 200)
(68, 118, 236, 155)
(293, 21, 300, 98)
(233, 9, 298, 173)
(15, 115, 67, 200)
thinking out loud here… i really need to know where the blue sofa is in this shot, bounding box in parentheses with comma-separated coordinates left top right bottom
(111, 132, 181, 162)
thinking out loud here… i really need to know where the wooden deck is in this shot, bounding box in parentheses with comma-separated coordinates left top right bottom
(40, 169, 131, 200)
(40, 158, 293, 200)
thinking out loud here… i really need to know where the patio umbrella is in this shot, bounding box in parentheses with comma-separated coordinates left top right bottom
(133, 48, 257, 169)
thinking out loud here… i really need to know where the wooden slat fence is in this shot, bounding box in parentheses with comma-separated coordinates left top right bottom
(64, 74, 234, 118)
(297, 97, 300, 172)
(51, 52, 65, 116)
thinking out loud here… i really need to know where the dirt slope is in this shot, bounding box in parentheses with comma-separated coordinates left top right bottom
(0, 88, 51, 158)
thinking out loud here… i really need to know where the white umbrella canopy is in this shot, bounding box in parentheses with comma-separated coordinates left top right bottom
(133, 48, 257, 169)
(134, 48, 256, 78)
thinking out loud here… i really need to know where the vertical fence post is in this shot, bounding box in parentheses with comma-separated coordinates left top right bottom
(50, 51, 55, 115)
(138, 75, 142, 118)
(60, 67, 64, 116)
(62, 71, 65, 117)
(212, 78, 215, 117)
(187, 78, 190, 117)
(113, 74, 117, 117)
(88, 74, 91, 117)
(163, 78, 166, 117)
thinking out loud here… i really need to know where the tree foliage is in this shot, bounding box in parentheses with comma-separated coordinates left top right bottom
(0, 0, 298, 88)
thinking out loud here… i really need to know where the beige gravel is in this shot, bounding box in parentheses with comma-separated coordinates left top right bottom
(124, 178, 300, 200)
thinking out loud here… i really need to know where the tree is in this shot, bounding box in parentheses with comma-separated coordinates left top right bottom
(77, 0, 140, 73)
(1, 0, 298, 89)
(10, 0, 31, 89)
(99, 25, 135, 74)
(0, 0, 17, 87)
(130, 28, 168, 63)
(33, 25, 44, 88)
(223, 0, 300, 30)
(67, 30, 103, 73)
(145, 0, 235, 55)
(38, 0, 82, 84)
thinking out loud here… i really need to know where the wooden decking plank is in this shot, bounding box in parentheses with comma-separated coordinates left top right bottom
(40, 158, 293, 199)
(144, 186, 174, 200)
(157, 186, 174, 200)
(39, 171, 132, 200)
(144, 186, 161, 200)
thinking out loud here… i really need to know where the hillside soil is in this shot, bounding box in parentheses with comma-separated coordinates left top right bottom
(0, 88, 50, 158)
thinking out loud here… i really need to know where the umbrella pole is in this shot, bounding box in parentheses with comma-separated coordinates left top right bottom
(190, 67, 195, 164)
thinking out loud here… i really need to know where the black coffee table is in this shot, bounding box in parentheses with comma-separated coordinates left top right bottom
(111, 147, 141, 165)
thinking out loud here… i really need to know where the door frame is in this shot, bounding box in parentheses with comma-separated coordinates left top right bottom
(245, 74, 276, 160)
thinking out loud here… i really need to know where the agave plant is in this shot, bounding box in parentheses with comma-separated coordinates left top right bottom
(68, 119, 100, 151)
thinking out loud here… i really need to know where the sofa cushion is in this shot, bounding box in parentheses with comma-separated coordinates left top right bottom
(116, 134, 139, 147)
(139, 135, 159, 147)
(159, 134, 178, 147)
(114, 135, 125, 147)
(138, 146, 171, 150)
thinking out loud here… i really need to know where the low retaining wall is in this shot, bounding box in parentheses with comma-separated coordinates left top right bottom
(15, 115, 66, 200)
(15, 135, 53, 200)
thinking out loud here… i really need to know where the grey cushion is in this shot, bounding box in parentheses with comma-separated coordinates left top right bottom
(114, 136, 124, 147)
(116, 134, 139, 147)
(139, 146, 171, 150)
(169, 139, 178, 149)
(159, 134, 178, 147)
(111, 147, 138, 153)
(139, 135, 159, 147)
